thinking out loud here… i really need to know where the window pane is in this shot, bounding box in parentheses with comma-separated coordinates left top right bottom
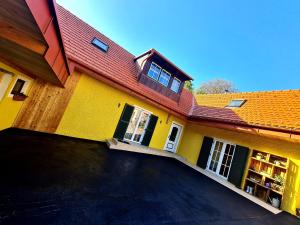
(11, 79, 25, 95)
(158, 70, 170, 87)
(91, 38, 109, 52)
(228, 100, 246, 107)
(124, 109, 141, 140)
(170, 78, 181, 93)
(169, 127, 178, 141)
(133, 112, 150, 143)
(147, 63, 161, 80)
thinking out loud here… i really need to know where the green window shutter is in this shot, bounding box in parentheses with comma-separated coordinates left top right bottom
(113, 104, 134, 140)
(141, 115, 158, 146)
(196, 136, 214, 169)
(228, 145, 250, 188)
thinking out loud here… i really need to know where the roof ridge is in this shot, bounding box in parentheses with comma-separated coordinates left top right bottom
(57, 4, 136, 58)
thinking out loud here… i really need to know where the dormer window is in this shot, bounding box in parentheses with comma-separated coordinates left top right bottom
(170, 78, 181, 93)
(158, 70, 171, 87)
(147, 62, 161, 80)
(135, 49, 192, 101)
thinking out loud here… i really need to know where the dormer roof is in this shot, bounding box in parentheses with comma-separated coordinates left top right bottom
(135, 49, 193, 81)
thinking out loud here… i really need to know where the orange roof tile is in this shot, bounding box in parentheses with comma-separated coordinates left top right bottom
(194, 90, 300, 130)
(56, 5, 194, 116)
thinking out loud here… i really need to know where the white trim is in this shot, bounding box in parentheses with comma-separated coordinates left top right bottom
(133, 105, 152, 115)
(163, 121, 183, 153)
(124, 106, 152, 144)
(158, 69, 171, 87)
(8, 75, 31, 97)
(170, 77, 181, 93)
(206, 138, 236, 180)
(0, 73, 13, 101)
(147, 62, 162, 81)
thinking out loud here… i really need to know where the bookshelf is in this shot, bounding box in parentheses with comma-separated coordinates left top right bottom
(244, 150, 288, 208)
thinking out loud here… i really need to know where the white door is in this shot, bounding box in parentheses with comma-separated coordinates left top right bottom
(207, 140, 236, 179)
(124, 107, 151, 144)
(164, 123, 182, 153)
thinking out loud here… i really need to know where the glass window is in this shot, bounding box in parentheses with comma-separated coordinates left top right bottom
(170, 78, 181, 93)
(11, 79, 25, 95)
(158, 70, 171, 87)
(147, 62, 161, 80)
(227, 99, 246, 107)
(91, 37, 109, 52)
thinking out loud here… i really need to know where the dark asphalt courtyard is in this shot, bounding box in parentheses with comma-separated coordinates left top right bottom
(0, 129, 298, 225)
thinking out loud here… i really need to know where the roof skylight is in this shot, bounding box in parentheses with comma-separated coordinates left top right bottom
(227, 99, 246, 108)
(91, 37, 109, 52)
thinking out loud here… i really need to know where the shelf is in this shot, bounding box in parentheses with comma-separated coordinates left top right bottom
(248, 169, 275, 180)
(246, 178, 283, 195)
(251, 157, 287, 169)
(245, 150, 288, 209)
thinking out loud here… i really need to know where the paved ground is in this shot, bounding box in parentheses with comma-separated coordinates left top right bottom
(0, 129, 299, 225)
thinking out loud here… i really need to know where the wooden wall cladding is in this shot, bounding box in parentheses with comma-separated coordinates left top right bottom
(13, 72, 80, 133)
(138, 73, 180, 102)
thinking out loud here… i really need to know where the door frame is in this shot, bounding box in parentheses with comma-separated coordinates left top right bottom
(206, 138, 236, 179)
(123, 105, 152, 144)
(163, 122, 183, 153)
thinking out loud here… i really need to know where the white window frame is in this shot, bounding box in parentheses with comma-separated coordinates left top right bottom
(226, 99, 246, 108)
(158, 69, 171, 87)
(147, 62, 162, 81)
(170, 77, 181, 93)
(206, 138, 236, 180)
(124, 105, 152, 144)
(8, 76, 31, 97)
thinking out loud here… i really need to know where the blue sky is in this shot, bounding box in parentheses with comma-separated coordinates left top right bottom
(57, 0, 300, 92)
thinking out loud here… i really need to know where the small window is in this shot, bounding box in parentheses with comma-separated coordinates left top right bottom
(91, 37, 109, 52)
(170, 78, 181, 93)
(11, 79, 25, 95)
(147, 62, 161, 80)
(158, 69, 171, 87)
(227, 99, 246, 107)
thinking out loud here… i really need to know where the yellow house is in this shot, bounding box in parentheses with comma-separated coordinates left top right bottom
(0, 0, 300, 217)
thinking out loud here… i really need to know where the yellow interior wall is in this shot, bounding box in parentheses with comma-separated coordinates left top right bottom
(56, 74, 186, 150)
(177, 123, 300, 215)
(0, 62, 33, 130)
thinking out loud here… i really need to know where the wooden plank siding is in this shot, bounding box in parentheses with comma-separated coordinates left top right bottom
(138, 73, 181, 102)
(138, 56, 185, 102)
(13, 72, 80, 133)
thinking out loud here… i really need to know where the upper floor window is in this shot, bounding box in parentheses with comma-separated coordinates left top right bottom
(170, 78, 181, 93)
(91, 37, 109, 52)
(147, 62, 161, 80)
(158, 70, 171, 87)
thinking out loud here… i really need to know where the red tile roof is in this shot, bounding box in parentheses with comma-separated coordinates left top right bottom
(56, 5, 300, 133)
(56, 5, 194, 116)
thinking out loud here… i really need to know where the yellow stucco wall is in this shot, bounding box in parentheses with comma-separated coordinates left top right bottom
(177, 124, 300, 215)
(56, 74, 186, 150)
(0, 62, 33, 130)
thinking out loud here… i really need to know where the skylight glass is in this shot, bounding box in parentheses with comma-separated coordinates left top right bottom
(91, 37, 109, 52)
(227, 99, 246, 107)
